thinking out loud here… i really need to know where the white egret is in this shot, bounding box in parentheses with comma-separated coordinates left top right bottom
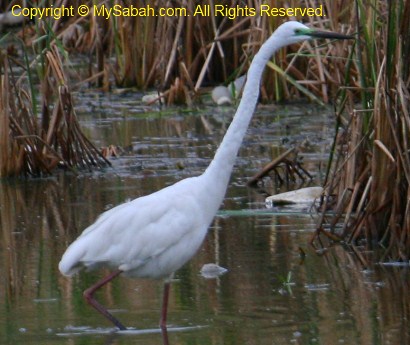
(59, 21, 352, 331)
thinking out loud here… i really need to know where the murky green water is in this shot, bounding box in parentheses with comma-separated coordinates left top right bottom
(0, 93, 409, 344)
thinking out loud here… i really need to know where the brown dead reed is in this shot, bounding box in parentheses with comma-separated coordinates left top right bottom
(314, 0, 410, 261)
(0, 46, 110, 177)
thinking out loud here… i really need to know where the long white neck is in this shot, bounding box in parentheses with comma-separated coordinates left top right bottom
(202, 33, 286, 200)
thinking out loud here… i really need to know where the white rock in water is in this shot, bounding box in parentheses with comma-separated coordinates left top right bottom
(200, 263, 228, 279)
(266, 187, 323, 207)
(227, 75, 246, 98)
(0, 9, 26, 28)
(142, 92, 165, 104)
(211, 86, 232, 105)
(212, 76, 246, 105)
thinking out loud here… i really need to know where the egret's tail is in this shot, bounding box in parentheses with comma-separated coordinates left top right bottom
(59, 244, 86, 277)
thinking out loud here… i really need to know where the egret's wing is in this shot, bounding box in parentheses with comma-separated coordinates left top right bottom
(59, 177, 207, 276)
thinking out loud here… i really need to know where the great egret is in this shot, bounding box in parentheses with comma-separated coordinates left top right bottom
(59, 21, 352, 331)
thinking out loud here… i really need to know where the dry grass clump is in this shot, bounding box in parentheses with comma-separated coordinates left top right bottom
(0, 45, 110, 177)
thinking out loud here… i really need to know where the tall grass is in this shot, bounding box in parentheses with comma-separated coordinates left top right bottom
(5, 0, 353, 103)
(315, 0, 410, 261)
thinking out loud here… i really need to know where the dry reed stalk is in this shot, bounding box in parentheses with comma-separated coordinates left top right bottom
(0, 56, 20, 177)
(258, 0, 355, 102)
(314, 0, 410, 261)
(43, 47, 111, 169)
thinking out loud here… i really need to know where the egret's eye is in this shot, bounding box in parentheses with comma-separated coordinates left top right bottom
(294, 29, 302, 35)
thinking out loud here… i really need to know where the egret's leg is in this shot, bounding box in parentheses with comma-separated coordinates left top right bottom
(160, 281, 171, 330)
(161, 326, 170, 345)
(83, 270, 127, 331)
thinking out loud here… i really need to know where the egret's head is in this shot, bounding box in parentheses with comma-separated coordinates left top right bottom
(273, 21, 354, 45)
